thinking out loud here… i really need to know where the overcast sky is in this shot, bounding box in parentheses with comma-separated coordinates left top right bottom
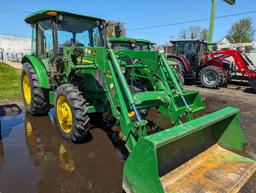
(0, 0, 255, 44)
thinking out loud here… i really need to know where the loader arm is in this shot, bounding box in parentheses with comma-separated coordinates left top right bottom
(107, 50, 256, 193)
(105, 49, 148, 152)
(104, 49, 206, 151)
(212, 49, 256, 78)
(211, 49, 256, 90)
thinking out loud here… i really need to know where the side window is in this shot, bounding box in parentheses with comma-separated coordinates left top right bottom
(173, 44, 179, 55)
(91, 27, 104, 47)
(37, 20, 53, 57)
(44, 29, 54, 54)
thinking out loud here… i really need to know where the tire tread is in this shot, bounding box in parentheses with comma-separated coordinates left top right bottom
(55, 84, 90, 142)
(21, 62, 50, 115)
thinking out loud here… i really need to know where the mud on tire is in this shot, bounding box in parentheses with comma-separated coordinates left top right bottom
(21, 62, 50, 115)
(199, 66, 224, 89)
(55, 84, 90, 142)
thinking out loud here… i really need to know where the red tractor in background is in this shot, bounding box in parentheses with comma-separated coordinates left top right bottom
(167, 39, 256, 90)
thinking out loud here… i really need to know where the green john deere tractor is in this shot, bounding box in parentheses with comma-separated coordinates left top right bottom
(21, 10, 256, 193)
(108, 37, 181, 82)
(109, 37, 154, 51)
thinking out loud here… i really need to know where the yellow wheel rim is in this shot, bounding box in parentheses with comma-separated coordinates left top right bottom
(23, 74, 32, 105)
(56, 96, 73, 133)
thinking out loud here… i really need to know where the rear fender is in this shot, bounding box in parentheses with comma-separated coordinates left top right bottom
(22, 55, 50, 89)
(204, 59, 226, 73)
(177, 55, 190, 72)
(168, 55, 190, 72)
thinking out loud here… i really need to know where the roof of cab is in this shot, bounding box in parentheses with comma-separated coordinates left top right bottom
(25, 10, 106, 24)
(170, 39, 201, 42)
(109, 37, 152, 44)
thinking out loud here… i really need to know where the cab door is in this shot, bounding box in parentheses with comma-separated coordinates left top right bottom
(35, 19, 55, 71)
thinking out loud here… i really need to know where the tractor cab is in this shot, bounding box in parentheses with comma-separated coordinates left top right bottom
(25, 10, 106, 58)
(109, 37, 154, 51)
(24, 10, 107, 89)
(171, 39, 208, 72)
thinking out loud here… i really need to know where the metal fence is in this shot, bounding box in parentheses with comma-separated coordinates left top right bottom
(0, 51, 30, 63)
(6, 52, 24, 62)
(0, 48, 3, 62)
(0, 52, 3, 62)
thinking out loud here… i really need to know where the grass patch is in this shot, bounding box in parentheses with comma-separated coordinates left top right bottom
(0, 62, 22, 102)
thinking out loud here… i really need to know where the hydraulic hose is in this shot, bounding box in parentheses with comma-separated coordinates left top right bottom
(132, 104, 142, 121)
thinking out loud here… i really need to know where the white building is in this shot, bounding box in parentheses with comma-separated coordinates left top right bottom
(217, 36, 256, 66)
(218, 36, 230, 46)
(0, 35, 31, 62)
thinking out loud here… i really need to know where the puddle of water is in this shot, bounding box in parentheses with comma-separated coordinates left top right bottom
(0, 111, 123, 193)
(0, 98, 255, 193)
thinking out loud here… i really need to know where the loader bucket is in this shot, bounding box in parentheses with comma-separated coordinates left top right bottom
(123, 107, 256, 193)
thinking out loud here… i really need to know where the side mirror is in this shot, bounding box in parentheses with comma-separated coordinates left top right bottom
(96, 20, 108, 29)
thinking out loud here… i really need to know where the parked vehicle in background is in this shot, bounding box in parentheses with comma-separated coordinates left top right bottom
(168, 39, 256, 90)
(109, 37, 155, 51)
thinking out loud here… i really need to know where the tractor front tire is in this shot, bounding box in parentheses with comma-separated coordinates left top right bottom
(21, 62, 50, 115)
(199, 66, 224, 88)
(55, 84, 90, 142)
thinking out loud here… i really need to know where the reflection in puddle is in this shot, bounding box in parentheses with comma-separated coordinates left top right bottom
(0, 112, 123, 193)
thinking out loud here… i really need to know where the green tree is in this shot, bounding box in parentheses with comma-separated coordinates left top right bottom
(226, 18, 255, 43)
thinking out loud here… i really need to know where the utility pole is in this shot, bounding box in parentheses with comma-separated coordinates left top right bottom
(208, 0, 217, 46)
(208, 0, 235, 49)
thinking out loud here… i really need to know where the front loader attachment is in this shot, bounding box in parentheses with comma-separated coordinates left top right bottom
(123, 107, 256, 193)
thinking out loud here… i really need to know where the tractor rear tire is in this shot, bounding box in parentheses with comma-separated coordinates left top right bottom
(199, 66, 224, 88)
(55, 84, 90, 142)
(21, 62, 50, 115)
(177, 61, 185, 84)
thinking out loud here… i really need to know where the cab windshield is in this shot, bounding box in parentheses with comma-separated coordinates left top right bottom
(56, 16, 104, 48)
(111, 42, 152, 51)
(172, 41, 197, 56)
(172, 41, 208, 56)
(36, 15, 104, 56)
